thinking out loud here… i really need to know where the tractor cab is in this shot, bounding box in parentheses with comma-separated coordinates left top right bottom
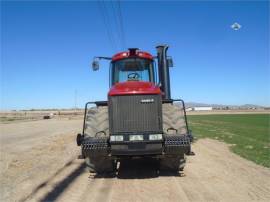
(92, 47, 173, 96)
(110, 57, 156, 85)
(110, 49, 156, 86)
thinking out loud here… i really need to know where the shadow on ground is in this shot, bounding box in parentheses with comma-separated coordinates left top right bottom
(39, 163, 86, 202)
(22, 158, 182, 202)
(21, 159, 86, 202)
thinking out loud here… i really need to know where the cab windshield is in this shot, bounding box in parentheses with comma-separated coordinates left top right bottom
(111, 58, 155, 85)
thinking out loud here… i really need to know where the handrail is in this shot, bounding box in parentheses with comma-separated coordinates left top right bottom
(170, 99, 190, 133)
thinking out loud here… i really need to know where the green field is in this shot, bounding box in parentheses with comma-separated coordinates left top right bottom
(188, 114, 270, 167)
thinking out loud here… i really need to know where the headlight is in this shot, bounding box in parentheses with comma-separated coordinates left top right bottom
(149, 134, 163, 140)
(110, 135, 123, 141)
(129, 135, 144, 141)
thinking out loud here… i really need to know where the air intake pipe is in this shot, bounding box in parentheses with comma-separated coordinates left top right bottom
(156, 44, 171, 100)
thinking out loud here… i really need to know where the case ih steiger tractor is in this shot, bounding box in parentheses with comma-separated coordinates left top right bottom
(77, 44, 193, 173)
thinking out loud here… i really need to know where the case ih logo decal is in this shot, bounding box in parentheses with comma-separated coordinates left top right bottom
(140, 99, 154, 103)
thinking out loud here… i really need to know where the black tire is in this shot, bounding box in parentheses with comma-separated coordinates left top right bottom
(162, 103, 187, 135)
(161, 104, 187, 171)
(84, 106, 109, 138)
(84, 106, 115, 173)
(85, 155, 116, 174)
(159, 155, 186, 172)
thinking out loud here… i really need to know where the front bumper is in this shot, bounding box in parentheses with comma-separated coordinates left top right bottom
(111, 141, 163, 155)
(79, 134, 191, 157)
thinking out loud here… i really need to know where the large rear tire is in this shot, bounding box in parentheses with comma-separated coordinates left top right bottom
(84, 106, 116, 173)
(161, 104, 187, 171)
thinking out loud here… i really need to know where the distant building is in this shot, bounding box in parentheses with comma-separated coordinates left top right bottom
(193, 107, 213, 111)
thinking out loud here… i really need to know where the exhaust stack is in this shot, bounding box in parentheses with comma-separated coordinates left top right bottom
(156, 44, 171, 100)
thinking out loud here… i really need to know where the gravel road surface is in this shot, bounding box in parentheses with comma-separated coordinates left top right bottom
(1, 119, 270, 202)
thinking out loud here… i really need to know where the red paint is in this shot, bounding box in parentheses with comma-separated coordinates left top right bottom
(108, 81, 161, 96)
(112, 51, 153, 61)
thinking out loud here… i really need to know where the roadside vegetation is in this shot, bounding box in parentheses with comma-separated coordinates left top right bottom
(188, 114, 270, 167)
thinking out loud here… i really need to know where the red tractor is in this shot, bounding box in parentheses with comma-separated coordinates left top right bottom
(77, 45, 193, 173)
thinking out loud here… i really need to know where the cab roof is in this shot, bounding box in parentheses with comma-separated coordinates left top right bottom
(112, 49, 153, 61)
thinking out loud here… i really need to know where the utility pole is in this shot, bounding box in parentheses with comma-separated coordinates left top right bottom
(74, 89, 77, 110)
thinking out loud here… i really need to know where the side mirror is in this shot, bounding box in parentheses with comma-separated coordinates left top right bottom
(167, 56, 173, 67)
(92, 59, 99, 71)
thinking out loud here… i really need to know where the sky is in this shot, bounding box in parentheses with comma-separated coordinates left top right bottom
(1, 0, 269, 109)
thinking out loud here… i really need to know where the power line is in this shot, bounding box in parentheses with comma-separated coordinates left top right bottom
(97, 0, 126, 51)
(110, 0, 124, 50)
(97, 0, 117, 51)
(116, 0, 126, 49)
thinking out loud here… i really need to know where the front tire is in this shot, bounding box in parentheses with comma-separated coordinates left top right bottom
(83, 106, 115, 174)
(162, 103, 187, 135)
(159, 155, 186, 172)
(85, 155, 116, 174)
(161, 103, 187, 172)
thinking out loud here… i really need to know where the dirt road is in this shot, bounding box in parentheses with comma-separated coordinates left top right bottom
(1, 119, 270, 202)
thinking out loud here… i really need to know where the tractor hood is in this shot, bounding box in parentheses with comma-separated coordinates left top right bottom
(108, 81, 161, 96)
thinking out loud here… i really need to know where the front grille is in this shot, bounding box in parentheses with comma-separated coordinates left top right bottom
(109, 94, 162, 134)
